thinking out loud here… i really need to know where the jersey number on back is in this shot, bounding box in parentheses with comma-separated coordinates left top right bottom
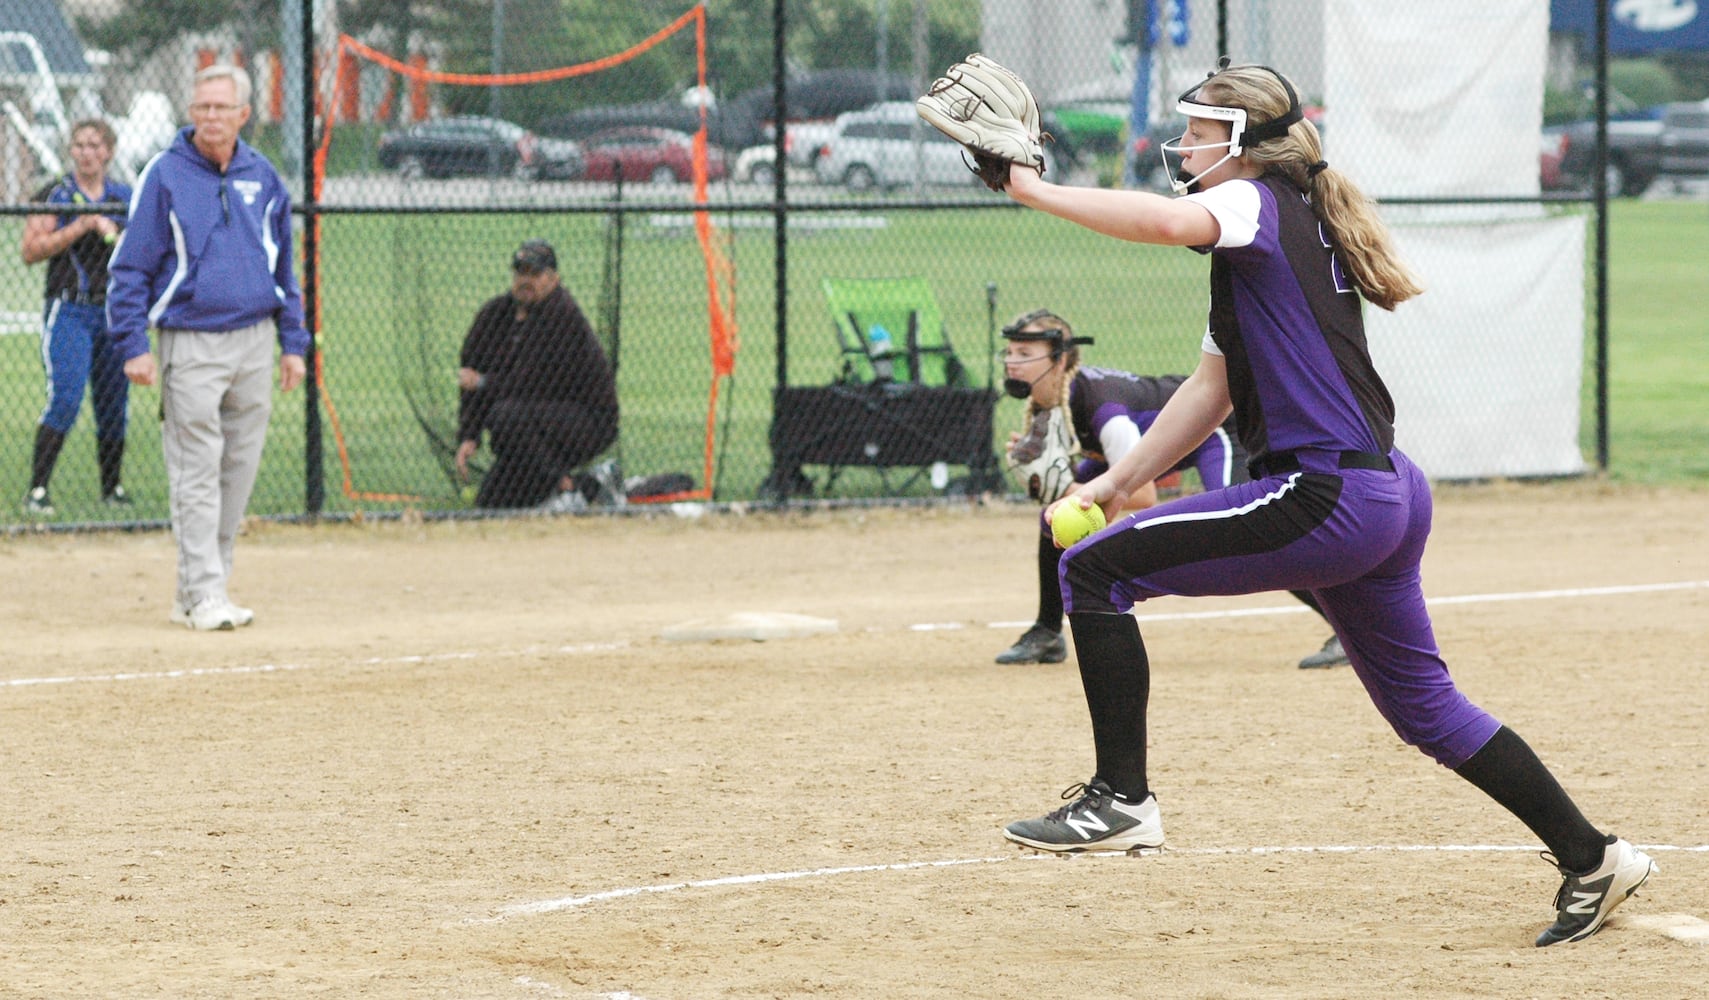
(1318, 220, 1354, 295)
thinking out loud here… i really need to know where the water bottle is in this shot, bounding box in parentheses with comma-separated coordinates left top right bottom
(867, 324, 895, 382)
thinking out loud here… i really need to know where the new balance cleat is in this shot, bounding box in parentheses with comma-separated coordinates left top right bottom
(1003, 780, 1164, 852)
(995, 625, 1067, 665)
(1535, 837, 1656, 946)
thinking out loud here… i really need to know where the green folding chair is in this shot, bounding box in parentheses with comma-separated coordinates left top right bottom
(821, 277, 969, 388)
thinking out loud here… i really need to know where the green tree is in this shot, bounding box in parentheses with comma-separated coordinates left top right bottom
(81, 0, 280, 66)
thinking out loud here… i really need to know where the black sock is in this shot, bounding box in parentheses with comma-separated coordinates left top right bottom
(1454, 726, 1606, 872)
(30, 425, 65, 491)
(1034, 531, 1064, 633)
(97, 436, 125, 496)
(1067, 611, 1150, 801)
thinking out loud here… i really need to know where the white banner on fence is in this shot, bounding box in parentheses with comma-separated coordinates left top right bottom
(1325, 1, 1548, 199)
(1326, 0, 1585, 478)
(1367, 217, 1588, 480)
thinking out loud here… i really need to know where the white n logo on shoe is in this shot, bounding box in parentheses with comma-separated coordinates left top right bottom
(1564, 889, 1605, 915)
(1064, 808, 1110, 841)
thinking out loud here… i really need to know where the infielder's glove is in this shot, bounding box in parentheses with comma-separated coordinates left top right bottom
(916, 53, 1049, 192)
(1008, 407, 1077, 503)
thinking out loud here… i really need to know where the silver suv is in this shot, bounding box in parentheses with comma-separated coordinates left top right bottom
(813, 102, 1057, 192)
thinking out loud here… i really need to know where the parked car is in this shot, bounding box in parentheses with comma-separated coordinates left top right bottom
(811, 102, 961, 191)
(580, 126, 727, 184)
(538, 100, 757, 154)
(813, 101, 1061, 193)
(732, 69, 916, 169)
(376, 116, 581, 179)
(1551, 101, 1709, 196)
(1539, 125, 1569, 191)
(733, 143, 778, 185)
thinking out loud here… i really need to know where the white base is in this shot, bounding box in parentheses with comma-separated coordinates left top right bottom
(660, 611, 839, 643)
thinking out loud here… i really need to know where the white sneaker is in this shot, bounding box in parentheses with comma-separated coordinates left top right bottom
(537, 489, 588, 514)
(170, 597, 238, 632)
(226, 600, 255, 627)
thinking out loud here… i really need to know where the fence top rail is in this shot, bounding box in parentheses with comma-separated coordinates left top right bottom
(0, 194, 1584, 219)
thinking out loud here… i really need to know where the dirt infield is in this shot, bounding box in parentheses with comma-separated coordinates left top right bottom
(4, 480, 1706, 998)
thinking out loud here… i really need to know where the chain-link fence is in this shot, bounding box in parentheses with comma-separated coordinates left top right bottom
(2, 0, 1638, 530)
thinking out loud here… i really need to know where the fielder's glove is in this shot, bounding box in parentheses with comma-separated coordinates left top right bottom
(1008, 407, 1078, 503)
(916, 53, 1049, 192)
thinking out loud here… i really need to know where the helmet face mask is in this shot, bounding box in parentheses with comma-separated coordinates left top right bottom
(1160, 103, 1246, 194)
(1000, 309, 1093, 400)
(1162, 60, 1304, 194)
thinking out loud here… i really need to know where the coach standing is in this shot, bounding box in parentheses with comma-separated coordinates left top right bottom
(108, 64, 308, 632)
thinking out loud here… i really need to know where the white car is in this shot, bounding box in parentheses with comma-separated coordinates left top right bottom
(733, 144, 778, 185)
(812, 101, 1057, 193)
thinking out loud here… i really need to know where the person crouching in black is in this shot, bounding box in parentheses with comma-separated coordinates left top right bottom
(455, 239, 618, 509)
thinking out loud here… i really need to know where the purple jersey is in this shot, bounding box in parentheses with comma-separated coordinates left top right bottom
(1192, 175, 1397, 471)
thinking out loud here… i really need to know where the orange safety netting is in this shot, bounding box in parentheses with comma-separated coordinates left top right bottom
(311, 4, 735, 505)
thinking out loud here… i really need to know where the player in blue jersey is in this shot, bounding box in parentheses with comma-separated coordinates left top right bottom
(19, 120, 133, 516)
(993, 307, 1342, 668)
(994, 59, 1652, 946)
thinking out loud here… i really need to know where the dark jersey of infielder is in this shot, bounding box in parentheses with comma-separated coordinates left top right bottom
(1195, 172, 1396, 474)
(1067, 365, 1241, 489)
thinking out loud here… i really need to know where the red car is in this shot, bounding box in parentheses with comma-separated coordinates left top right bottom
(580, 126, 727, 184)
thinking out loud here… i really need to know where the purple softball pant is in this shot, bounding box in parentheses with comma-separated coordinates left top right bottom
(1059, 448, 1500, 768)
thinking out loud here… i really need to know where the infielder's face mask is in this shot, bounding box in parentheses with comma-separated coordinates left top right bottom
(1161, 58, 1303, 194)
(1000, 309, 1094, 399)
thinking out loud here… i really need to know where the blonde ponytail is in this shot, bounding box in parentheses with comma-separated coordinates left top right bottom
(1199, 67, 1424, 311)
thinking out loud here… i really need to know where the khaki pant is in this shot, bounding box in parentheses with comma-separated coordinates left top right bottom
(158, 321, 275, 607)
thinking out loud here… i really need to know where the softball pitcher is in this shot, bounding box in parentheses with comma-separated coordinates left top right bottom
(932, 56, 1654, 946)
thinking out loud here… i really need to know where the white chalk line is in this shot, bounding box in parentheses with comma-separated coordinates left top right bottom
(9, 580, 1704, 689)
(470, 842, 1709, 925)
(956, 578, 1709, 632)
(1, 641, 628, 690)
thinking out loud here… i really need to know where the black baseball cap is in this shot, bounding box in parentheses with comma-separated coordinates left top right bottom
(512, 239, 558, 274)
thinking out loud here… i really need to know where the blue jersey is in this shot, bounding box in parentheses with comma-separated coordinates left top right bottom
(34, 174, 130, 303)
(106, 127, 308, 360)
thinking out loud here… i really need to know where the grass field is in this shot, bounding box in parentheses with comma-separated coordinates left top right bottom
(0, 192, 1701, 526)
(1599, 198, 1709, 482)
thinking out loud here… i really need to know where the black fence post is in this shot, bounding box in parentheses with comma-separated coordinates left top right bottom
(1593, 0, 1610, 473)
(301, 0, 324, 515)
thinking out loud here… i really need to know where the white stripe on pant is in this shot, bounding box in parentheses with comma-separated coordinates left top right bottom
(159, 320, 276, 607)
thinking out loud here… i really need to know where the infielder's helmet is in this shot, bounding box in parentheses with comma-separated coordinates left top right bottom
(1001, 309, 1094, 353)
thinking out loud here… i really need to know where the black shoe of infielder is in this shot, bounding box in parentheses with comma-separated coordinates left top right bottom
(1535, 837, 1656, 946)
(995, 625, 1067, 665)
(1298, 634, 1349, 669)
(1003, 780, 1164, 852)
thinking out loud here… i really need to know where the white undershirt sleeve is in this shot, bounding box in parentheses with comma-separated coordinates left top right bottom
(1099, 415, 1142, 463)
(1182, 179, 1262, 249)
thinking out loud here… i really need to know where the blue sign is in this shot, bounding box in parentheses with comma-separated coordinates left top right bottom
(1551, 0, 1709, 53)
(1148, 0, 1191, 49)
